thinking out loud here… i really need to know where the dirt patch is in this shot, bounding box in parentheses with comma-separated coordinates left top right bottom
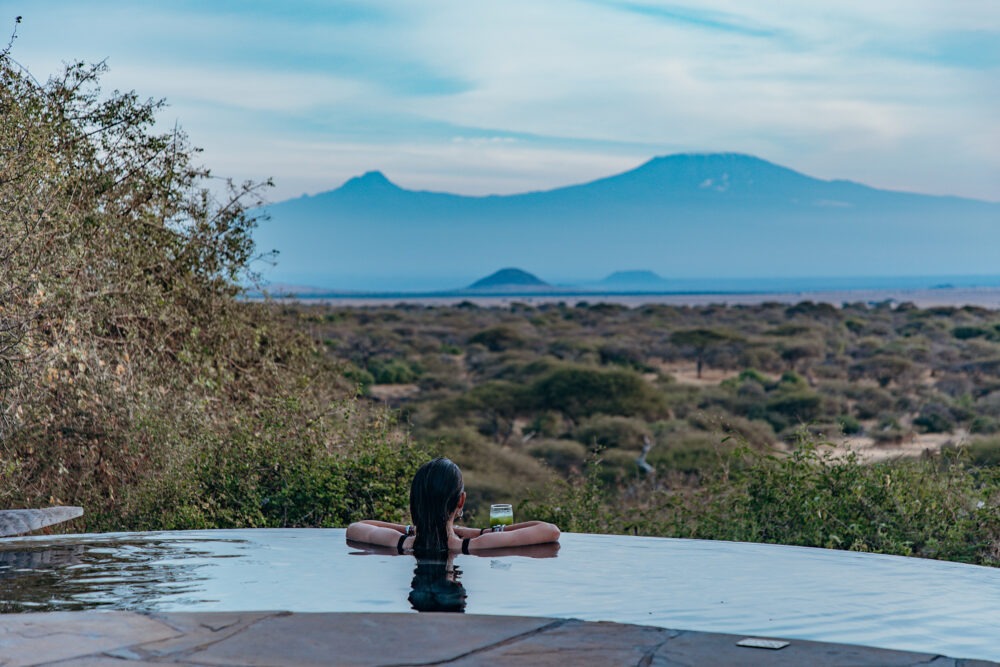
(655, 361, 770, 387)
(368, 384, 420, 402)
(834, 430, 969, 462)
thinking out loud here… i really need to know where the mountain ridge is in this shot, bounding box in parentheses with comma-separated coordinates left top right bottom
(254, 153, 1000, 291)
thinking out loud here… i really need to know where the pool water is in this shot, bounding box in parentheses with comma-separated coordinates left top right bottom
(1, 529, 998, 661)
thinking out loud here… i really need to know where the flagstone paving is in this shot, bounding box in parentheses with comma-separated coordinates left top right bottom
(0, 611, 994, 666)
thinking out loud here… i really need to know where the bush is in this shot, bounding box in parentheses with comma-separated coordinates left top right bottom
(961, 439, 1000, 467)
(837, 415, 863, 435)
(970, 417, 1000, 435)
(0, 53, 412, 530)
(526, 365, 666, 421)
(645, 432, 732, 475)
(368, 357, 420, 384)
(528, 439, 588, 475)
(573, 415, 651, 449)
(914, 407, 955, 434)
(525, 437, 1000, 566)
(127, 403, 425, 529)
(763, 391, 823, 431)
(678, 441, 1000, 564)
(468, 326, 525, 351)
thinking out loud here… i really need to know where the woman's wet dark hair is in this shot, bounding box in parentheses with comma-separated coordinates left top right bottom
(410, 457, 464, 557)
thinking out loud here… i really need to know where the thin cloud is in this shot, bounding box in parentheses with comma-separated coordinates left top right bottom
(584, 0, 781, 38)
(11, 1, 999, 202)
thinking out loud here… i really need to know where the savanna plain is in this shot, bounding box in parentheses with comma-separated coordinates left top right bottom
(2, 52, 998, 570)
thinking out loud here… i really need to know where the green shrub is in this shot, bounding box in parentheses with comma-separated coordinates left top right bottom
(368, 357, 420, 384)
(526, 365, 666, 421)
(128, 404, 425, 529)
(645, 432, 732, 475)
(677, 441, 1000, 564)
(764, 391, 822, 431)
(954, 326, 990, 340)
(468, 326, 525, 351)
(573, 415, 651, 449)
(970, 417, 1000, 435)
(528, 439, 588, 475)
(914, 407, 955, 434)
(837, 415, 863, 435)
(959, 439, 1000, 467)
(524, 437, 1000, 566)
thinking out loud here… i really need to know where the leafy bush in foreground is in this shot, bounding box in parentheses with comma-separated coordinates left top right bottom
(128, 403, 425, 529)
(523, 438, 1000, 566)
(0, 52, 422, 530)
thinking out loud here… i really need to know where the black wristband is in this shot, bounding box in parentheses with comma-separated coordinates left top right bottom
(480, 528, 489, 535)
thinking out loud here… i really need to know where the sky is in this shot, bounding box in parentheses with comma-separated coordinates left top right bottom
(7, 1, 1000, 203)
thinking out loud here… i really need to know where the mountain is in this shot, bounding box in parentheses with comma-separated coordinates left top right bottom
(467, 268, 549, 291)
(253, 153, 1000, 291)
(597, 270, 671, 291)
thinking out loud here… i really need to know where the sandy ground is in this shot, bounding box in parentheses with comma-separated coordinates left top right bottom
(291, 286, 1000, 309)
(835, 430, 968, 462)
(368, 384, 420, 402)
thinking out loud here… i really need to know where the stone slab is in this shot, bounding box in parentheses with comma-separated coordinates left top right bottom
(650, 629, 967, 667)
(447, 618, 679, 666)
(1, 611, 995, 667)
(0, 611, 179, 667)
(183, 612, 557, 667)
(128, 611, 283, 659)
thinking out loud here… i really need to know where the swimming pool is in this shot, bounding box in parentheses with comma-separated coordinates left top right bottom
(1, 529, 998, 661)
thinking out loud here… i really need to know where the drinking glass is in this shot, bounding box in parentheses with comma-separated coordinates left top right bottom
(489, 504, 514, 529)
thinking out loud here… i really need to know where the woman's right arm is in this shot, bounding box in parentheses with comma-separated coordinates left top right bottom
(346, 520, 408, 548)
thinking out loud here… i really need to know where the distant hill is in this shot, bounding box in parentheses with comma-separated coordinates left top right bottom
(598, 270, 670, 291)
(467, 268, 549, 291)
(254, 153, 1000, 291)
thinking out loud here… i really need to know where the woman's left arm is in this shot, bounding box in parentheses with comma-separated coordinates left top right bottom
(453, 525, 483, 539)
(466, 521, 560, 551)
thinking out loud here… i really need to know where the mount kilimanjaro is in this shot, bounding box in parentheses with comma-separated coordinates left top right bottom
(253, 153, 999, 292)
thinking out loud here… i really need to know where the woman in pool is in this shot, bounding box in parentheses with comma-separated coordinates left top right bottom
(346, 458, 560, 555)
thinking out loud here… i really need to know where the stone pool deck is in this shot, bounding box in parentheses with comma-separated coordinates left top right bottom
(0, 611, 995, 666)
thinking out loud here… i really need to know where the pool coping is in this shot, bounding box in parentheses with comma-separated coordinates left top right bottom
(0, 611, 995, 666)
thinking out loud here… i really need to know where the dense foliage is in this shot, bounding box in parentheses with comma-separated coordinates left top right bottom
(522, 441, 1000, 565)
(0, 52, 419, 530)
(283, 300, 1000, 564)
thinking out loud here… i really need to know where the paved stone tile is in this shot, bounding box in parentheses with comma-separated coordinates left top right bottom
(1, 612, 995, 667)
(183, 613, 556, 667)
(127, 611, 283, 659)
(651, 630, 962, 667)
(45, 659, 176, 666)
(447, 618, 679, 666)
(0, 611, 179, 667)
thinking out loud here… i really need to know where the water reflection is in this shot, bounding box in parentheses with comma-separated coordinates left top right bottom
(0, 537, 242, 612)
(408, 555, 467, 613)
(346, 539, 559, 613)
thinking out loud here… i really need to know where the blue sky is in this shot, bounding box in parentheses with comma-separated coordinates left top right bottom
(8, 1, 1000, 202)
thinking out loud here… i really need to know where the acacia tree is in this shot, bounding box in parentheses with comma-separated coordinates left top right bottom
(670, 329, 739, 378)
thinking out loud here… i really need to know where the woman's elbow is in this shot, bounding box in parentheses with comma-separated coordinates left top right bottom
(345, 522, 365, 541)
(544, 523, 561, 543)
